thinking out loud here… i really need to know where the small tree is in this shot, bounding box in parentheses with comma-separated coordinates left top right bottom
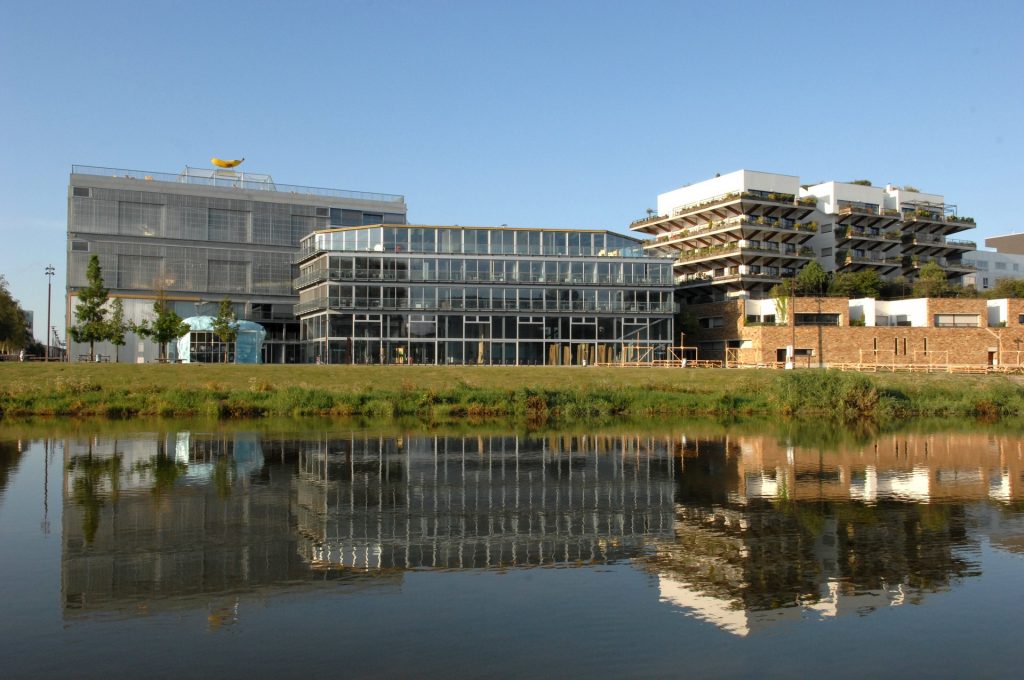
(770, 279, 795, 324)
(69, 255, 110, 360)
(106, 298, 129, 363)
(211, 298, 238, 363)
(134, 292, 189, 362)
(829, 270, 883, 299)
(912, 262, 951, 298)
(989, 278, 1024, 299)
(795, 261, 828, 297)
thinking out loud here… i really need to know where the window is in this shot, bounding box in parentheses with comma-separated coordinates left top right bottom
(934, 314, 979, 328)
(208, 260, 249, 293)
(73, 187, 91, 197)
(822, 247, 832, 257)
(996, 262, 1007, 270)
(71, 240, 89, 252)
(795, 313, 840, 326)
(210, 208, 251, 242)
(118, 254, 163, 289)
(698, 316, 724, 329)
(119, 201, 164, 237)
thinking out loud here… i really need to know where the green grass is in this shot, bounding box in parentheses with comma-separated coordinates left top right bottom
(2, 363, 1022, 421)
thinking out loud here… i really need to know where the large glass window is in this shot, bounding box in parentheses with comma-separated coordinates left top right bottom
(527, 231, 541, 255)
(410, 314, 436, 338)
(934, 314, 979, 328)
(464, 230, 488, 254)
(519, 316, 543, 340)
(436, 229, 458, 254)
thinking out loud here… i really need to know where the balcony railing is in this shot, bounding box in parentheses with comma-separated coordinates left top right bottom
(838, 252, 904, 266)
(946, 238, 977, 248)
(666, 190, 811, 218)
(294, 298, 675, 316)
(654, 215, 818, 242)
(629, 213, 667, 227)
(294, 269, 329, 289)
(906, 234, 979, 248)
(293, 271, 674, 287)
(839, 227, 901, 241)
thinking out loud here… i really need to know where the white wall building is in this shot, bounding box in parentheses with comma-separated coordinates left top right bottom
(632, 170, 978, 302)
(962, 248, 1024, 291)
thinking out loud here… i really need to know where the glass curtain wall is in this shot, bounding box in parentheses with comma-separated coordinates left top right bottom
(296, 226, 675, 365)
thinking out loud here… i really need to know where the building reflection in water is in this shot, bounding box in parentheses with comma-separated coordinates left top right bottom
(58, 428, 1024, 634)
(295, 434, 677, 570)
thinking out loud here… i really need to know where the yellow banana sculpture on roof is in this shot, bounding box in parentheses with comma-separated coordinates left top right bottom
(211, 157, 245, 168)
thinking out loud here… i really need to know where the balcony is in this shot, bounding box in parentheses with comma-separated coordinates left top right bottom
(905, 234, 978, 249)
(836, 251, 903, 267)
(676, 242, 738, 263)
(294, 298, 328, 315)
(293, 269, 328, 289)
(655, 215, 819, 244)
(629, 213, 667, 228)
(838, 226, 901, 241)
(666, 190, 810, 219)
(946, 238, 977, 249)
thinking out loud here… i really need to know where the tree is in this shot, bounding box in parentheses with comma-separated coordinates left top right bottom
(795, 261, 829, 297)
(770, 279, 795, 324)
(211, 298, 238, 363)
(880, 275, 912, 299)
(106, 298, 129, 363)
(829, 270, 883, 299)
(0, 275, 31, 354)
(912, 261, 951, 298)
(69, 255, 110, 359)
(134, 292, 189, 362)
(988, 278, 1024, 299)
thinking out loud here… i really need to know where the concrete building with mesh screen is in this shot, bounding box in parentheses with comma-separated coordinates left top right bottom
(66, 165, 407, 362)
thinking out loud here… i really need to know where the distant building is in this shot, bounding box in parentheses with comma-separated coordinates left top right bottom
(961, 233, 1024, 291)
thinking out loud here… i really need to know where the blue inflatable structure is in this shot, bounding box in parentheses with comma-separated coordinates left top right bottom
(176, 316, 267, 364)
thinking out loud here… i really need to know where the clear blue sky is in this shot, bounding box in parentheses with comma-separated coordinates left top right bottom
(2, 0, 1022, 341)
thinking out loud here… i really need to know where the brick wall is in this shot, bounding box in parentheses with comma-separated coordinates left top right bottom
(685, 296, 1024, 367)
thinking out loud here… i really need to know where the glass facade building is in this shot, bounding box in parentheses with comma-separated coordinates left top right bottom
(294, 225, 676, 365)
(66, 165, 406, 362)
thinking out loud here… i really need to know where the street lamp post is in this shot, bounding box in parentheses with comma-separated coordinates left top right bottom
(45, 265, 55, 362)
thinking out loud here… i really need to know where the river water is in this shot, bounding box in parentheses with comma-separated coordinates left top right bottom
(1, 419, 1023, 678)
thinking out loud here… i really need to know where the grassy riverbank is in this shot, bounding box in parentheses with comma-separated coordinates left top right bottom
(3, 364, 1023, 421)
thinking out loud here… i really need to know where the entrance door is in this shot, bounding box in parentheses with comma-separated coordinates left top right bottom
(988, 351, 997, 367)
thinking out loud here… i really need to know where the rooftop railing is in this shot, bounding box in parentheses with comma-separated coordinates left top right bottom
(71, 165, 406, 204)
